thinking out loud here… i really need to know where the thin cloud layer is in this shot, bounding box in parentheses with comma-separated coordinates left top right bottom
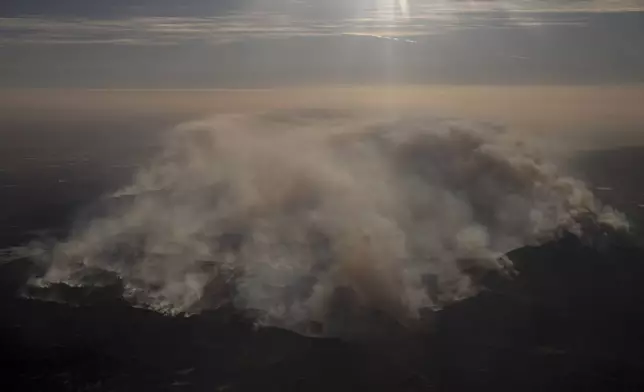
(0, 2, 642, 86)
(0, 12, 593, 45)
(2, 0, 643, 46)
(2, 0, 643, 18)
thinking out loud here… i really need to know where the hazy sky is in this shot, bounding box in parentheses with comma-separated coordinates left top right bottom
(1, 0, 643, 88)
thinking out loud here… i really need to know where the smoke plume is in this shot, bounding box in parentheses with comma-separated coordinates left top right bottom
(17, 109, 627, 338)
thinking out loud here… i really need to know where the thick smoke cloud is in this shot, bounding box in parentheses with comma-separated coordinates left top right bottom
(18, 110, 627, 338)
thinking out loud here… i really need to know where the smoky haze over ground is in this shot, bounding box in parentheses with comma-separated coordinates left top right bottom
(14, 109, 627, 338)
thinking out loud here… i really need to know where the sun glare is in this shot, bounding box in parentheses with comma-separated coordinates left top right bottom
(375, 0, 410, 20)
(398, 0, 410, 18)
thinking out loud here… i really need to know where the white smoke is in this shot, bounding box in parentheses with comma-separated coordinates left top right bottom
(18, 109, 627, 338)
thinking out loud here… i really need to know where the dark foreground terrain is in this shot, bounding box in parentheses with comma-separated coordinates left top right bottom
(2, 119, 644, 391)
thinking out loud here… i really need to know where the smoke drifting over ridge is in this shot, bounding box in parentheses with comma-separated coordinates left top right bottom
(17, 109, 627, 338)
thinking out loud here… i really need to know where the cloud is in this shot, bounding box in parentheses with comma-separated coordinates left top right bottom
(3, 1, 642, 46)
(0, 0, 252, 19)
(14, 110, 627, 338)
(0, 9, 597, 46)
(6, 0, 644, 47)
(0, 15, 352, 45)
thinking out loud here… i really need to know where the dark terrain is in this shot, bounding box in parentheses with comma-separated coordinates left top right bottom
(1, 119, 644, 392)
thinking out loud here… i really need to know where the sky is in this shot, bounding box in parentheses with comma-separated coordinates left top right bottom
(1, 0, 644, 88)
